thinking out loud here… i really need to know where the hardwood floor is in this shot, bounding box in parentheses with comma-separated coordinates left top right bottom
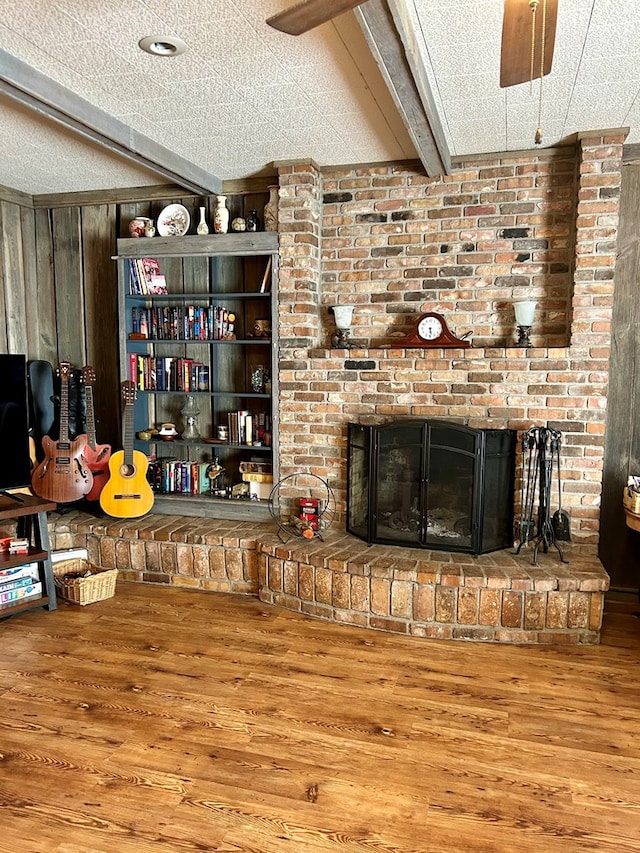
(1, 583, 639, 853)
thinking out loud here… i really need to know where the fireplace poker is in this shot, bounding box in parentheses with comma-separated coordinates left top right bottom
(515, 430, 537, 545)
(551, 432, 571, 542)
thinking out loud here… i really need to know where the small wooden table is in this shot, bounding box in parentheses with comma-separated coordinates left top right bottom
(0, 492, 57, 617)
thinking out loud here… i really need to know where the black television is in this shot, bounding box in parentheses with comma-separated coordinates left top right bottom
(0, 354, 32, 494)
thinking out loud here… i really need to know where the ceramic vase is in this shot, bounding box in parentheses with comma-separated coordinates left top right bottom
(129, 216, 153, 238)
(197, 206, 209, 235)
(263, 185, 279, 232)
(213, 196, 229, 234)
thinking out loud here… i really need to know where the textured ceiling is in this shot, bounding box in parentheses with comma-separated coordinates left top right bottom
(0, 0, 638, 197)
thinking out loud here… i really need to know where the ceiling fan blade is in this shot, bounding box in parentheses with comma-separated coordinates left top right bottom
(500, 0, 558, 88)
(266, 0, 369, 35)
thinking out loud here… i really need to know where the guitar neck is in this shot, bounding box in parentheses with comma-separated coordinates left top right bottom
(59, 375, 70, 444)
(85, 385, 97, 451)
(123, 403, 135, 468)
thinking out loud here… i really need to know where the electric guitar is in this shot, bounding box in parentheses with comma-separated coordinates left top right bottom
(31, 361, 93, 503)
(81, 365, 112, 501)
(100, 381, 154, 518)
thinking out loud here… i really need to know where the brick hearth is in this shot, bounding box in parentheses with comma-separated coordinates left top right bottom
(51, 511, 609, 644)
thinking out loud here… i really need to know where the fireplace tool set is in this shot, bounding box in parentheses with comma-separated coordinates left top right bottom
(515, 426, 571, 564)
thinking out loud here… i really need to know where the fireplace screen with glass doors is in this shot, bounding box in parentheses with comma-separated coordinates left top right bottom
(347, 420, 517, 555)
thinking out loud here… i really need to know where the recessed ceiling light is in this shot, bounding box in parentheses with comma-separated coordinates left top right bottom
(138, 36, 187, 57)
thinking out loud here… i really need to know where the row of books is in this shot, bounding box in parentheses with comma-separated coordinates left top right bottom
(227, 410, 271, 446)
(130, 305, 236, 341)
(147, 459, 214, 495)
(130, 355, 210, 392)
(128, 258, 167, 295)
(0, 563, 42, 610)
(146, 459, 273, 499)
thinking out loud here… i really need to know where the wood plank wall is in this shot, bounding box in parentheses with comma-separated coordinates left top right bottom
(599, 163, 640, 592)
(0, 195, 121, 447)
(0, 183, 272, 452)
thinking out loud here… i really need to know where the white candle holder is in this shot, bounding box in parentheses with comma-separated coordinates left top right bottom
(330, 305, 355, 349)
(513, 300, 536, 347)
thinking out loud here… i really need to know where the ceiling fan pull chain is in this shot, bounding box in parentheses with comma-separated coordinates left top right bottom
(529, 0, 539, 95)
(535, 0, 547, 144)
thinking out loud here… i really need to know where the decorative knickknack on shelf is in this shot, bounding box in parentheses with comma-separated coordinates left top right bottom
(330, 305, 354, 349)
(246, 209, 259, 232)
(129, 217, 153, 238)
(250, 364, 268, 394)
(197, 206, 209, 235)
(181, 395, 201, 440)
(214, 196, 229, 234)
(263, 185, 279, 232)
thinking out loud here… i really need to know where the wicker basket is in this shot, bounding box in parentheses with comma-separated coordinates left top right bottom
(53, 559, 118, 606)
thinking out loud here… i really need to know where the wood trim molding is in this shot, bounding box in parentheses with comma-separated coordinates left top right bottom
(0, 50, 222, 197)
(356, 0, 451, 177)
(0, 183, 33, 208)
(31, 180, 276, 210)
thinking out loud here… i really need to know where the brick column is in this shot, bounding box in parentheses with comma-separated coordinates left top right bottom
(275, 160, 323, 483)
(571, 130, 626, 349)
(567, 129, 626, 538)
(276, 160, 323, 346)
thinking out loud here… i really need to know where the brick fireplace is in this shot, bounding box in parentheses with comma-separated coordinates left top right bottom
(258, 130, 621, 641)
(275, 130, 624, 554)
(51, 130, 622, 644)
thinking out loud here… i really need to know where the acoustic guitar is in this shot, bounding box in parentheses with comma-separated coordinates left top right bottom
(81, 366, 112, 502)
(31, 361, 93, 503)
(100, 381, 154, 518)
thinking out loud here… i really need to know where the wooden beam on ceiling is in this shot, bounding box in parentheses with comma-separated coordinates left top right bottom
(0, 50, 222, 196)
(355, 0, 451, 177)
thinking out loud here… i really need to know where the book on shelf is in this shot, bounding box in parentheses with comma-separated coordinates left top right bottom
(0, 572, 40, 593)
(142, 258, 166, 294)
(0, 581, 42, 607)
(8, 537, 29, 554)
(239, 461, 272, 475)
(127, 258, 166, 295)
(0, 563, 39, 589)
(128, 260, 139, 294)
(226, 410, 270, 446)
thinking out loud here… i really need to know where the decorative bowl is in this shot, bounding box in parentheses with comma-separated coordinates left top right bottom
(157, 204, 190, 237)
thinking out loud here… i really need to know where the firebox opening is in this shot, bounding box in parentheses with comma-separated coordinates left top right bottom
(347, 420, 516, 555)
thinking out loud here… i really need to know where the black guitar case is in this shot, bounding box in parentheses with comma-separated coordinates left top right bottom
(27, 360, 57, 463)
(27, 360, 85, 463)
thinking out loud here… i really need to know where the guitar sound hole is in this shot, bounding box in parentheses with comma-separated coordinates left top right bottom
(121, 464, 135, 478)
